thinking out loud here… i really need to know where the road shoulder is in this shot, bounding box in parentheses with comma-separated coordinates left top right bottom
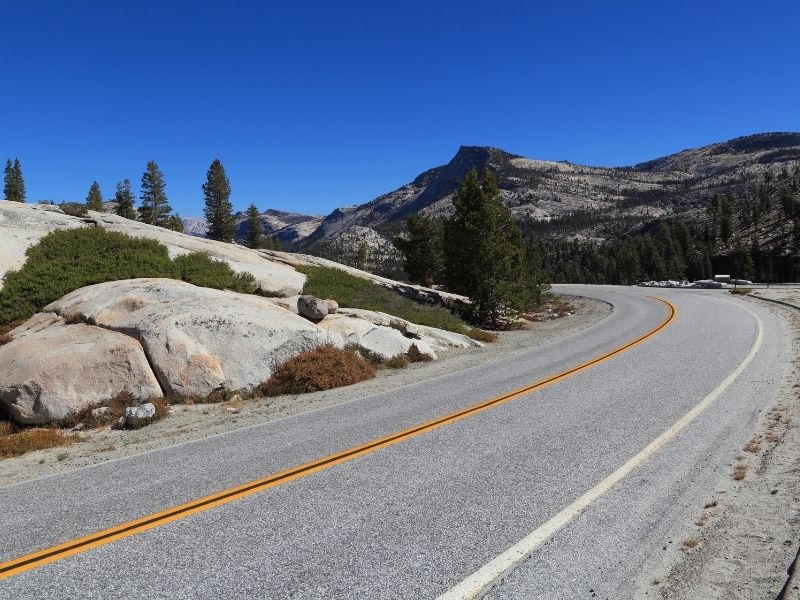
(636, 295, 800, 599)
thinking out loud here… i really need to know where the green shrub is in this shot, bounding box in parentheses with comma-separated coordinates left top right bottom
(0, 228, 174, 324)
(297, 265, 466, 333)
(0, 229, 256, 325)
(172, 252, 254, 293)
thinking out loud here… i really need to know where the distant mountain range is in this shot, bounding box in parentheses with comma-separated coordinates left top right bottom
(182, 209, 323, 246)
(186, 132, 800, 267)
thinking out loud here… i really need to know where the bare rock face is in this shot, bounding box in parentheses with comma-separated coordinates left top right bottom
(44, 278, 340, 397)
(334, 307, 482, 351)
(317, 314, 437, 361)
(0, 319, 161, 424)
(297, 295, 329, 322)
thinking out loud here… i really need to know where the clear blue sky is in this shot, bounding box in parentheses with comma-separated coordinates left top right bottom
(2, 0, 798, 217)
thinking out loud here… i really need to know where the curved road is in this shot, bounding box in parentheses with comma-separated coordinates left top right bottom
(0, 286, 789, 598)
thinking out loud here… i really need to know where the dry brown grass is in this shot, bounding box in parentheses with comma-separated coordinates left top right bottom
(695, 513, 710, 527)
(733, 464, 749, 480)
(466, 328, 498, 343)
(703, 500, 718, 509)
(729, 288, 753, 296)
(384, 354, 411, 369)
(0, 332, 12, 345)
(0, 423, 80, 459)
(260, 345, 375, 396)
(743, 438, 762, 453)
(682, 537, 700, 549)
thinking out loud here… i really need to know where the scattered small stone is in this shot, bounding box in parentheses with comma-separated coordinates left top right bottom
(124, 402, 156, 427)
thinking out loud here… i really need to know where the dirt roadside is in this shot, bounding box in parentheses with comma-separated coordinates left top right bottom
(635, 296, 800, 600)
(0, 295, 611, 486)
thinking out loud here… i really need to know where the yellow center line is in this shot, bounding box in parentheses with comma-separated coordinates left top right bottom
(0, 296, 675, 580)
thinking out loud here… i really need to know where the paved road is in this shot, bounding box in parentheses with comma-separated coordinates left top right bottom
(0, 286, 788, 599)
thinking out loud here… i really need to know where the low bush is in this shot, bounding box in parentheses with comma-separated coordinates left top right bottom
(297, 265, 467, 333)
(172, 252, 254, 293)
(0, 229, 255, 325)
(466, 328, 498, 343)
(384, 354, 411, 369)
(406, 343, 433, 363)
(0, 422, 80, 459)
(59, 202, 89, 217)
(260, 345, 375, 396)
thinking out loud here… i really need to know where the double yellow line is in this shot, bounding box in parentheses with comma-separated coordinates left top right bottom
(0, 297, 675, 580)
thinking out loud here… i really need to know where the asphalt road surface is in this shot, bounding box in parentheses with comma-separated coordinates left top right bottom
(0, 285, 788, 599)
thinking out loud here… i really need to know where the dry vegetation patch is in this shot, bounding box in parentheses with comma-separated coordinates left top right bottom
(260, 345, 375, 396)
(466, 328, 498, 343)
(0, 421, 80, 459)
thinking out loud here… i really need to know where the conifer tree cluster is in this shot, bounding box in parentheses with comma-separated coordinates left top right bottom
(395, 168, 549, 327)
(3, 158, 25, 202)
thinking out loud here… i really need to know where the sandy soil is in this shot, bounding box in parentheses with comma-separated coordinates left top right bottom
(635, 295, 800, 600)
(0, 295, 611, 487)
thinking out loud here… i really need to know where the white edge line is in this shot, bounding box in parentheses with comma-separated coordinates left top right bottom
(437, 297, 765, 600)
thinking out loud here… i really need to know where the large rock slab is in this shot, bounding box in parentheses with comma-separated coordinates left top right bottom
(317, 314, 436, 360)
(45, 279, 339, 397)
(334, 308, 482, 351)
(0, 319, 161, 424)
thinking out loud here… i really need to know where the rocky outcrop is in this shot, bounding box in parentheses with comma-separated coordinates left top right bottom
(0, 201, 305, 296)
(0, 318, 161, 424)
(44, 279, 339, 397)
(317, 313, 436, 360)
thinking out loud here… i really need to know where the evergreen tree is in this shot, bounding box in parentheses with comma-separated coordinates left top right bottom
(114, 179, 137, 219)
(443, 168, 529, 327)
(86, 181, 103, 211)
(163, 214, 184, 233)
(244, 203, 263, 248)
(394, 214, 443, 286)
(719, 195, 734, 244)
(203, 159, 235, 242)
(3, 158, 25, 202)
(138, 161, 172, 226)
(12, 159, 25, 202)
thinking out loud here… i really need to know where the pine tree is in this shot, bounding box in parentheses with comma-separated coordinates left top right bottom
(86, 181, 103, 211)
(138, 161, 172, 226)
(244, 203, 263, 248)
(203, 159, 235, 242)
(114, 179, 137, 219)
(12, 159, 25, 202)
(3, 158, 25, 202)
(2, 160, 12, 201)
(443, 168, 529, 327)
(394, 214, 443, 286)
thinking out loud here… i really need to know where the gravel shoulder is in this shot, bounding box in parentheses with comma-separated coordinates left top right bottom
(0, 295, 611, 487)
(635, 294, 800, 599)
